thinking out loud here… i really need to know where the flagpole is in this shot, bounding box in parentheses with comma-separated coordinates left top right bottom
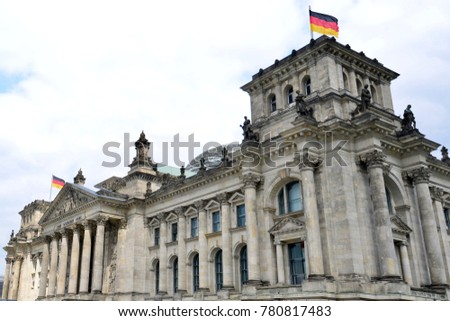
(309, 5, 314, 40)
(49, 175, 53, 201)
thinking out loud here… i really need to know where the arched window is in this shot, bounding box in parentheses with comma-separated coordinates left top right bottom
(385, 187, 394, 215)
(286, 86, 294, 104)
(370, 85, 378, 104)
(215, 250, 223, 291)
(343, 72, 349, 91)
(155, 260, 160, 294)
(269, 94, 277, 113)
(193, 254, 199, 292)
(240, 246, 248, 285)
(173, 258, 178, 293)
(288, 242, 306, 285)
(278, 181, 303, 215)
(356, 79, 363, 96)
(303, 77, 311, 95)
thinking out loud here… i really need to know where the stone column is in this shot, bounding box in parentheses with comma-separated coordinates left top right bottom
(218, 193, 233, 289)
(56, 230, 69, 296)
(158, 214, 168, 294)
(299, 157, 324, 277)
(92, 216, 107, 293)
(275, 240, 285, 285)
(361, 150, 399, 279)
(47, 235, 59, 296)
(176, 208, 187, 293)
(275, 79, 283, 109)
(68, 225, 80, 294)
(2, 258, 12, 299)
(409, 168, 447, 286)
(196, 201, 209, 291)
(11, 255, 23, 300)
(79, 221, 92, 294)
(399, 241, 413, 285)
(38, 237, 51, 298)
(115, 219, 127, 294)
(242, 173, 261, 283)
(348, 69, 357, 96)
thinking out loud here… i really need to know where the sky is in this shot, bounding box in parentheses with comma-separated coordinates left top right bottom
(1, 0, 449, 276)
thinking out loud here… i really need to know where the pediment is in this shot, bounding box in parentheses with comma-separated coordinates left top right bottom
(165, 212, 178, 222)
(391, 215, 412, 235)
(269, 217, 305, 235)
(40, 184, 97, 224)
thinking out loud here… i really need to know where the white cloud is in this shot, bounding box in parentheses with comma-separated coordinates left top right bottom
(1, 0, 450, 275)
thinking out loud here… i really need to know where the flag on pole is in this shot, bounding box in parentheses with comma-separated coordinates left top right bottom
(51, 175, 65, 189)
(309, 10, 339, 37)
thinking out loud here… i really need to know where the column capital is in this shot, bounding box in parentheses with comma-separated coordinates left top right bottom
(399, 241, 409, 247)
(69, 224, 81, 233)
(44, 235, 52, 244)
(5, 257, 13, 264)
(194, 200, 206, 211)
(358, 150, 386, 169)
(429, 186, 445, 202)
(96, 215, 108, 226)
(298, 152, 322, 171)
(274, 239, 283, 246)
(216, 192, 230, 204)
(118, 218, 127, 229)
(173, 206, 184, 217)
(59, 229, 69, 238)
(241, 173, 262, 189)
(405, 167, 431, 184)
(81, 220, 93, 230)
(14, 254, 24, 262)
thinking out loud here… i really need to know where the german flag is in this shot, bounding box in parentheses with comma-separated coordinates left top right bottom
(52, 175, 65, 189)
(310, 10, 339, 37)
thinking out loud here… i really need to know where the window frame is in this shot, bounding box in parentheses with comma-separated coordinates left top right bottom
(278, 181, 303, 215)
(171, 222, 178, 242)
(240, 245, 248, 285)
(193, 253, 199, 292)
(288, 242, 306, 285)
(212, 210, 221, 232)
(190, 217, 198, 237)
(154, 227, 160, 246)
(236, 203, 246, 227)
(215, 250, 223, 292)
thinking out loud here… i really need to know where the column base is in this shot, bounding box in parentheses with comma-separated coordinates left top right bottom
(377, 275, 402, 282)
(428, 283, 449, 290)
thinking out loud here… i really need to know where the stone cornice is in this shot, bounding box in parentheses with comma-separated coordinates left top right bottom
(145, 166, 240, 205)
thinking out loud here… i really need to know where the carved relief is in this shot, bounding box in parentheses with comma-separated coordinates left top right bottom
(241, 173, 262, 188)
(407, 167, 431, 184)
(358, 150, 386, 169)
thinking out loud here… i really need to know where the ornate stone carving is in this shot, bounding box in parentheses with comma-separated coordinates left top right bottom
(14, 254, 24, 262)
(118, 218, 127, 230)
(216, 192, 229, 204)
(74, 169, 86, 185)
(359, 150, 386, 169)
(241, 173, 262, 188)
(240, 116, 259, 143)
(129, 131, 157, 169)
(5, 257, 13, 264)
(398, 104, 418, 136)
(50, 188, 94, 220)
(294, 90, 315, 120)
(441, 146, 450, 165)
(194, 200, 206, 211)
(408, 167, 431, 184)
(429, 186, 444, 202)
(298, 152, 322, 170)
(81, 220, 93, 230)
(96, 215, 108, 226)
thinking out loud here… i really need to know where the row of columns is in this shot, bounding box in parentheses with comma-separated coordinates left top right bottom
(37, 216, 110, 299)
(1, 256, 23, 300)
(154, 176, 262, 294)
(361, 150, 447, 286)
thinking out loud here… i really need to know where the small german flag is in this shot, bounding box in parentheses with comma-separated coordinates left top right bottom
(310, 10, 339, 37)
(52, 175, 65, 189)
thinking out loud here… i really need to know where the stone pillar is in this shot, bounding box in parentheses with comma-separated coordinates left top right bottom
(299, 158, 324, 277)
(275, 79, 283, 109)
(47, 235, 59, 296)
(361, 150, 399, 279)
(409, 168, 447, 286)
(399, 242, 413, 285)
(115, 219, 127, 294)
(196, 201, 209, 291)
(38, 237, 50, 298)
(2, 258, 12, 300)
(275, 240, 285, 285)
(56, 230, 69, 296)
(92, 216, 107, 293)
(348, 69, 357, 96)
(79, 221, 92, 294)
(218, 193, 233, 289)
(242, 173, 261, 283)
(11, 255, 23, 300)
(176, 208, 187, 293)
(68, 225, 80, 294)
(158, 214, 168, 294)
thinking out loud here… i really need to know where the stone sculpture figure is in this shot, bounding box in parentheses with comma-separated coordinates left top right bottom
(240, 116, 259, 142)
(360, 84, 371, 112)
(294, 90, 314, 119)
(401, 105, 416, 131)
(441, 146, 450, 165)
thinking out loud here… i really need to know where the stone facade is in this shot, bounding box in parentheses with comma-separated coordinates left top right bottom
(3, 36, 450, 301)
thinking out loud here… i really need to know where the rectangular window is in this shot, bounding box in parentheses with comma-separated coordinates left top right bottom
(288, 242, 306, 285)
(154, 228, 160, 246)
(287, 182, 302, 212)
(444, 208, 450, 230)
(171, 223, 178, 242)
(236, 204, 246, 227)
(191, 217, 198, 237)
(212, 211, 221, 232)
